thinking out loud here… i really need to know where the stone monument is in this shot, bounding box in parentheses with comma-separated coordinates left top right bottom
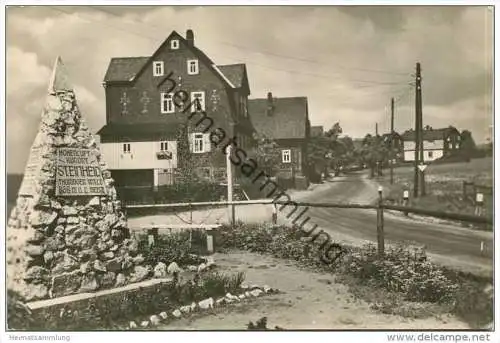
(7, 57, 148, 302)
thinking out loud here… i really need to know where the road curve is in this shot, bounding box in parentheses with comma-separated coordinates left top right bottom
(292, 173, 493, 275)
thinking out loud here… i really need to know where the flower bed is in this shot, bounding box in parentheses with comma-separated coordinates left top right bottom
(7, 269, 277, 330)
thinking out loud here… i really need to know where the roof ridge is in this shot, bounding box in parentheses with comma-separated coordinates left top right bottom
(217, 63, 246, 67)
(249, 96, 308, 101)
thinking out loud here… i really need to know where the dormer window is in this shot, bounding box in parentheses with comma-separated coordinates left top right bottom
(170, 39, 179, 50)
(153, 61, 164, 77)
(187, 59, 199, 75)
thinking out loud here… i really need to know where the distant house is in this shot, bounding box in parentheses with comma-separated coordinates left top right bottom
(381, 132, 404, 162)
(401, 126, 462, 162)
(97, 29, 253, 188)
(311, 125, 324, 137)
(248, 92, 311, 189)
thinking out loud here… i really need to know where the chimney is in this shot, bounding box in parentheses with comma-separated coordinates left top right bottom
(266, 92, 274, 116)
(186, 29, 194, 46)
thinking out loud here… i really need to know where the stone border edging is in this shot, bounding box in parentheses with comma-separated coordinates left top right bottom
(127, 284, 279, 329)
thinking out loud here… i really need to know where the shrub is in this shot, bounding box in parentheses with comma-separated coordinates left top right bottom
(217, 223, 479, 306)
(136, 231, 207, 267)
(346, 244, 458, 303)
(451, 279, 494, 328)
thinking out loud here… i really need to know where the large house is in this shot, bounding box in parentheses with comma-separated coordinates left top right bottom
(401, 126, 462, 162)
(248, 92, 311, 189)
(98, 29, 254, 188)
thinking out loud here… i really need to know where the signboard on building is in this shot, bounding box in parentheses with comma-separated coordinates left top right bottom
(55, 148, 106, 196)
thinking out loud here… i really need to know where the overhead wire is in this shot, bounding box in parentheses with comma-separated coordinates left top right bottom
(46, 6, 418, 137)
(88, 5, 410, 77)
(47, 6, 412, 86)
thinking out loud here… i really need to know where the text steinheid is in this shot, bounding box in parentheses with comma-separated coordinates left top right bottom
(56, 165, 101, 178)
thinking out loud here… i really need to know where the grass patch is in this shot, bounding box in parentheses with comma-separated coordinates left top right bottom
(377, 157, 493, 228)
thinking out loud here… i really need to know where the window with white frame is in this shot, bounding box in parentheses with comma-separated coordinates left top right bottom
(161, 93, 175, 114)
(282, 149, 291, 163)
(187, 59, 199, 75)
(170, 39, 179, 49)
(190, 91, 206, 112)
(160, 141, 168, 151)
(193, 133, 204, 153)
(123, 143, 131, 154)
(153, 61, 164, 77)
(428, 151, 433, 158)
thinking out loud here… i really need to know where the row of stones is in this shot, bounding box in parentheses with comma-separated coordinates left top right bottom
(129, 284, 277, 329)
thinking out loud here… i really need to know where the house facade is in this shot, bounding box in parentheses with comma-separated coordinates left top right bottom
(401, 126, 462, 162)
(248, 92, 311, 189)
(98, 29, 254, 188)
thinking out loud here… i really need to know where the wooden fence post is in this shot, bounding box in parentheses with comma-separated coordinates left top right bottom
(377, 186, 385, 257)
(272, 202, 277, 224)
(475, 192, 484, 217)
(206, 228, 214, 255)
(189, 202, 193, 250)
(403, 189, 409, 216)
(147, 227, 159, 248)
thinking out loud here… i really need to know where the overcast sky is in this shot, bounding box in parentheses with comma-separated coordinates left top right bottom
(6, 5, 493, 173)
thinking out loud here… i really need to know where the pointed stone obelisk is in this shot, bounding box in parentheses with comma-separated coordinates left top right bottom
(7, 57, 148, 302)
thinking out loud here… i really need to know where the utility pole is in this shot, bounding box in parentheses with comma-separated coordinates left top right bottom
(226, 144, 235, 227)
(413, 62, 421, 198)
(375, 122, 379, 136)
(390, 97, 394, 185)
(417, 63, 426, 196)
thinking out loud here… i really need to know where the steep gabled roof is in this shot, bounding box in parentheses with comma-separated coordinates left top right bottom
(248, 96, 308, 140)
(102, 30, 244, 91)
(216, 64, 248, 89)
(401, 127, 460, 141)
(103, 57, 150, 83)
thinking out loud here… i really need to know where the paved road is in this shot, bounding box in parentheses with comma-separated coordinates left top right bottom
(289, 172, 494, 276)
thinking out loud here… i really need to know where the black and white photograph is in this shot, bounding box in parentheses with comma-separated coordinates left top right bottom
(2, 1, 497, 340)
